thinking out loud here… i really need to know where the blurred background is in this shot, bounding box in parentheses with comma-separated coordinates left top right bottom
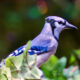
(0, 0, 80, 64)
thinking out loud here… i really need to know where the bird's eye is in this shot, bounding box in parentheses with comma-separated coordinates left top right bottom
(58, 21, 66, 25)
(58, 21, 63, 24)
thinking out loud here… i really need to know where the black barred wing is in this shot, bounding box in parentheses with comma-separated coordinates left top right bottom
(28, 46, 49, 55)
(8, 45, 26, 57)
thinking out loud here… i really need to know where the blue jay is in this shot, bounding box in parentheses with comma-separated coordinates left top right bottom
(6, 16, 77, 67)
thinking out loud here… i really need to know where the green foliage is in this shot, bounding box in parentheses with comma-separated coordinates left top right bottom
(41, 50, 80, 80)
(70, 50, 80, 65)
(0, 41, 43, 80)
(70, 54, 76, 64)
(41, 56, 67, 80)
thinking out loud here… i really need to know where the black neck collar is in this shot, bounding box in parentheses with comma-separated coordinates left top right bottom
(54, 35, 59, 42)
(51, 26, 59, 42)
(46, 19, 59, 42)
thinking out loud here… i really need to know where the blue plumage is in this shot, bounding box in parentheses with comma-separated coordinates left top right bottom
(9, 45, 26, 56)
(28, 46, 48, 55)
(10, 45, 49, 56)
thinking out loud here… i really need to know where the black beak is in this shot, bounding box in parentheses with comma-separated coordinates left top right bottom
(66, 22, 78, 29)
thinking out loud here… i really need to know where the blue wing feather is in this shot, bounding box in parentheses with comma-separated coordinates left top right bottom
(8, 45, 26, 57)
(28, 46, 49, 55)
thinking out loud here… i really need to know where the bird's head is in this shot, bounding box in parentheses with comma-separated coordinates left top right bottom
(43, 16, 77, 41)
(45, 16, 77, 31)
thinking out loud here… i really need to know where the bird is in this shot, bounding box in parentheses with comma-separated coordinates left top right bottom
(5, 16, 78, 67)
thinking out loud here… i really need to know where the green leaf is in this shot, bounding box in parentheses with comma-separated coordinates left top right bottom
(69, 54, 76, 64)
(27, 54, 37, 67)
(20, 53, 43, 79)
(23, 40, 31, 62)
(0, 74, 7, 80)
(23, 40, 31, 54)
(41, 55, 58, 70)
(6, 54, 23, 70)
(74, 50, 80, 56)
(5, 57, 16, 69)
(21, 66, 43, 79)
(41, 55, 59, 78)
(0, 66, 11, 80)
(74, 74, 80, 80)
(63, 66, 73, 77)
(53, 57, 67, 73)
